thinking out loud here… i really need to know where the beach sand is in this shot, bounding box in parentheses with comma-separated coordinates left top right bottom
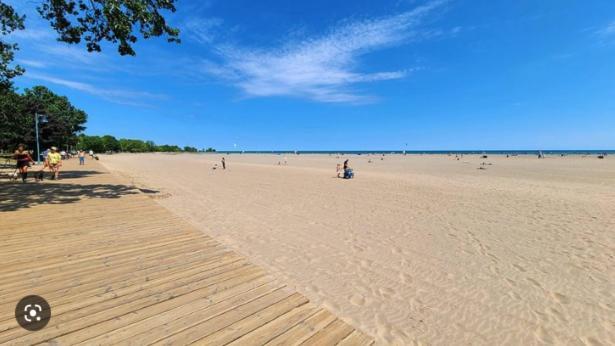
(100, 153, 615, 345)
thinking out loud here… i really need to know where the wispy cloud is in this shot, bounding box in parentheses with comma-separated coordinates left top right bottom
(16, 59, 47, 68)
(201, 1, 447, 103)
(184, 17, 224, 44)
(25, 73, 167, 107)
(596, 21, 615, 41)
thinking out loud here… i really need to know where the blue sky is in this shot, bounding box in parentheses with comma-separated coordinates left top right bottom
(7, 0, 615, 150)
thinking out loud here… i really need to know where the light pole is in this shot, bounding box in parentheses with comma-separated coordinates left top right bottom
(34, 113, 48, 164)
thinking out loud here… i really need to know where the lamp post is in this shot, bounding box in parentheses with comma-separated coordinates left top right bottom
(34, 113, 48, 164)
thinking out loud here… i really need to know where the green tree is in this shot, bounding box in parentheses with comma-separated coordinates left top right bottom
(0, 86, 86, 151)
(0, 88, 27, 149)
(0, 2, 25, 90)
(77, 134, 104, 153)
(101, 135, 120, 152)
(22, 86, 87, 150)
(183, 146, 197, 152)
(0, 0, 180, 88)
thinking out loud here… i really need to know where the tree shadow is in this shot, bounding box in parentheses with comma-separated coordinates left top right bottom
(0, 181, 140, 212)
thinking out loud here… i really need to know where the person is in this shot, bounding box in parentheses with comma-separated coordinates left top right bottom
(336, 163, 343, 178)
(343, 160, 354, 179)
(221, 157, 226, 170)
(78, 150, 86, 165)
(47, 146, 62, 180)
(13, 144, 33, 183)
(89, 149, 94, 157)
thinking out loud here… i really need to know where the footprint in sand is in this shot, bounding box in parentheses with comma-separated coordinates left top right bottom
(350, 293, 366, 306)
(550, 292, 570, 304)
(513, 263, 527, 272)
(399, 272, 413, 284)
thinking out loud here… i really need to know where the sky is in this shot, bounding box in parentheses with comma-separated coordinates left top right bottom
(6, 0, 615, 150)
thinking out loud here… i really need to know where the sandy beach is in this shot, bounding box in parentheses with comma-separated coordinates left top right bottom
(100, 153, 615, 345)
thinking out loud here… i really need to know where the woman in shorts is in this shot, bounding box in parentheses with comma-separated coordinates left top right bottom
(13, 144, 33, 183)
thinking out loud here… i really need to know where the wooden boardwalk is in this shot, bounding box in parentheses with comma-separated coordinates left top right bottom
(0, 159, 373, 345)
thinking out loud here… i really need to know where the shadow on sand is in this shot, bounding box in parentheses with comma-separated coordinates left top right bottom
(0, 170, 141, 212)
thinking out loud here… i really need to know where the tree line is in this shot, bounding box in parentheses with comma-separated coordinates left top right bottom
(0, 86, 215, 154)
(77, 135, 216, 154)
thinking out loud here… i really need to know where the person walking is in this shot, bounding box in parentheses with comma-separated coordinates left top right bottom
(13, 144, 33, 183)
(221, 157, 226, 170)
(78, 150, 86, 165)
(47, 146, 62, 180)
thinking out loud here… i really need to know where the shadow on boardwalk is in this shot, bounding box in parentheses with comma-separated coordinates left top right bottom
(0, 170, 140, 212)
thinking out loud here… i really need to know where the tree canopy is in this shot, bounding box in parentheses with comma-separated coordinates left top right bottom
(0, 0, 180, 89)
(0, 86, 87, 152)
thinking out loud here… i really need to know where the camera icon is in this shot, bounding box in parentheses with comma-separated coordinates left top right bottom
(15, 295, 51, 331)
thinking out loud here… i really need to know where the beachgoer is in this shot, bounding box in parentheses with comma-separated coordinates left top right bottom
(47, 146, 62, 180)
(78, 150, 85, 165)
(343, 160, 354, 179)
(336, 163, 343, 178)
(13, 144, 33, 183)
(221, 157, 226, 170)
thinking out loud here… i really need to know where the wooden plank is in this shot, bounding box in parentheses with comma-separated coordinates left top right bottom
(227, 303, 320, 346)
(265, 309, 338, 346)
(193, 293, 309, 345)
(4, 270, 271, 344)
(150, 287, 295, 345)
(300, 319, 355, 346)
(337, 330, 375, 346)
(77, 279, 284, 345)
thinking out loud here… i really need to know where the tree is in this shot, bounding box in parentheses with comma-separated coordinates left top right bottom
(22, 86, 87, 150)
(77, 134, 104, 152)
(101, 135, 120, 152)
(0, 2, 25, 90)
(183, 146, 197, 152)
(0, 0, 180, 88)
(0, 86, 87, 151)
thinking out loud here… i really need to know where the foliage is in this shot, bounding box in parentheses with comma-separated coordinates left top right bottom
(0, 1, 25, 90)
(37, 0, 180, 56)
(0, 86, 87, 152)
(0, 0, 179, 88)
(76, 135, 200, 153)
(204, 147, 216, 152)
(183, 146, 197, 152)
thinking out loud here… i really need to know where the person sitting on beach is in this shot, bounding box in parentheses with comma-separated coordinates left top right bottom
(343, 160, 354, 179)
(13, 144, 33, 183)
(47, 146, 62, 180)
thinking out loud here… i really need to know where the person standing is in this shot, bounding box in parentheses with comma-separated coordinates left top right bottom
(221, 157, 226, 170)
(78, 150, 86, 165)
(47, 146, 62, 180)
(13, 144, 33, 183)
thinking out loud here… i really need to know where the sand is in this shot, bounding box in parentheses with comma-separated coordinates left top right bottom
(99, 153, 615, 345)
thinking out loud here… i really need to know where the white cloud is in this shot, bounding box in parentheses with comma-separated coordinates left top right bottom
(201, 1, 446, 103)
(597, 21, 615, 37)
(16, 59, 47, 68)
(25, 73, 167, 107)
(184, 17, 224, 44)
